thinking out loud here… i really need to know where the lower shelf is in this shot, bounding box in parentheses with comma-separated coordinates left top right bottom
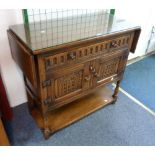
(31, 86, 115, 138)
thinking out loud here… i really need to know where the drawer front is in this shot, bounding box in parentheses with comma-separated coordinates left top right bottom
(109, 34, 131, 51)
(44, 34, 132, 70)
(45, 41, 109, 70)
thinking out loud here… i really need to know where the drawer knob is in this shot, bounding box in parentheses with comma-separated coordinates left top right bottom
(84, 76, 91, 81)
(92, 68, 96, 73)
(111, 42, 119, 48)
(94, 72, 99, 78)
(90, 66, 96, 73)
(69, 53, 76, 60)
(90, 66, 93, 71)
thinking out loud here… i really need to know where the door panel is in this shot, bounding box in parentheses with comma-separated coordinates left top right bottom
(46, 60, 102, 104)
(95, 50, 129, 86)
(98, 57, 120, 82)
(54, 70, 83, 99)
(46, 64, 85, 103)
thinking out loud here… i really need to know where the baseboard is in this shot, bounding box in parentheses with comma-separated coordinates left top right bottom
(127, 50, 155, 66)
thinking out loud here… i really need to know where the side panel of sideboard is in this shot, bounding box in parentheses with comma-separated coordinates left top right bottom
(7, 30, 37, 89)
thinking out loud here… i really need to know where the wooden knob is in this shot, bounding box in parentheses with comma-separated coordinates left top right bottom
(69, 53, 76, 60)
(94, 72, 99, 78)
(90, 66, 93, 71)
(92, 68, 96, 73)
(111, 42, 118, 48)
(84, 76, 91, 81)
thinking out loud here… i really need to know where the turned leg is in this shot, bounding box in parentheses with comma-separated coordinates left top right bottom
(112, 80, 121, 103)
(42, 112, 51, 139)
(43, 128, 51, 139)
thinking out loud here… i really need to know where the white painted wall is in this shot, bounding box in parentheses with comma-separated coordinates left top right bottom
(147, 25, 155, 53)
(115, 8, 154, 59)
(0, 9, 27, 107)
(145, 9, 155, 53)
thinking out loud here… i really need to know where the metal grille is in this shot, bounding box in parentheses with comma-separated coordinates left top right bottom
(24, 9, 111, 50)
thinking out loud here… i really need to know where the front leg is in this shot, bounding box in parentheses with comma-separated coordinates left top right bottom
(43, 128, 51, 139)
(42, 112, 51, 139)
(112, 80, 121, 103)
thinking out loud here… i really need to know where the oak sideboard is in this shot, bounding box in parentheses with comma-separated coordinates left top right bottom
(8, 13, 141, 139)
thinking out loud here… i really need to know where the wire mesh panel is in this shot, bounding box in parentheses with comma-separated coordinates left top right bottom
(27, 9, 110, 22)
(24, 9, 111, 50)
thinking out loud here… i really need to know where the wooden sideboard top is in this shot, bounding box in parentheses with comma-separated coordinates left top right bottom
(9, 13, 140, 55)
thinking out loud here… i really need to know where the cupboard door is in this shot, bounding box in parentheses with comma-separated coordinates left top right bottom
(45, 64, 85, 104)
(94, 50, 129, 86)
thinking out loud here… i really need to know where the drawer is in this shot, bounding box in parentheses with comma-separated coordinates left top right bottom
(109, 34, 131, 51)
(44, 34, 131, 70)
(44, 41, 108, 70)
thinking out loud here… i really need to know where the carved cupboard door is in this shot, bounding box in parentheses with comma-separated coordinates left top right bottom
(93, 50, 129, 86)
(45, 63, 85, 104)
